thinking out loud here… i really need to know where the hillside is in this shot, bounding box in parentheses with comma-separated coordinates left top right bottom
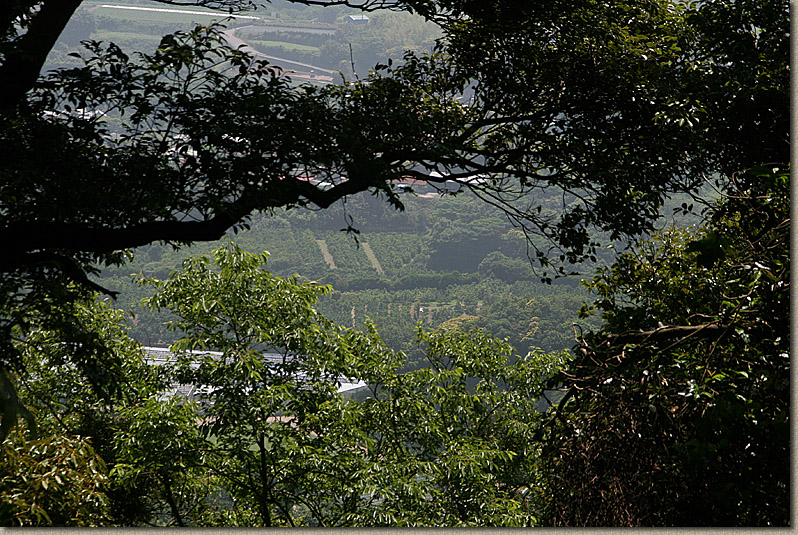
(98, 189, 603, 368)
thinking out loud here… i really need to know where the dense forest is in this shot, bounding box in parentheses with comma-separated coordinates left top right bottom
(0, 0, 789, 527)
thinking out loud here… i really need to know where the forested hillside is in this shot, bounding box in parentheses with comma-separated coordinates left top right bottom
(0, 0, 788, 528)
(100, 188, 603, 367)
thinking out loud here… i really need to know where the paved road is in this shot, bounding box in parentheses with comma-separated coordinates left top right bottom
(96, 4, 260, 20)
(222, 29, 336, 82)
(89, 6, 338, 82)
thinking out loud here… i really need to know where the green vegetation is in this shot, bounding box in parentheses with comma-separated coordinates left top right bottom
(542, 166, 789, 526)
(8, 244, 568, 526)
(0, 430, 110, 526)
(99, 190, 599, 362)
(0, 0, 787, 528)
(44, 1, 440, 77)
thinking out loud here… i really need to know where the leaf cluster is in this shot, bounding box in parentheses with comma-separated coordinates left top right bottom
(542, 166, 789, 526)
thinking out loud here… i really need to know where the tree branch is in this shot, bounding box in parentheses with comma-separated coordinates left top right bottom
(0, 173, 387, 273)
(1, 215, 240, 263)
(0, 0, 83, 109)
(20, 252, 121, 298)
(605, 323, 730, 346)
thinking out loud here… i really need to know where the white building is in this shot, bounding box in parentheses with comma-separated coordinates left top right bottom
(346, 14, 369, 24)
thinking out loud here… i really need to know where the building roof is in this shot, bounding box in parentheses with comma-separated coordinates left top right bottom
(142, 346, 367, 399)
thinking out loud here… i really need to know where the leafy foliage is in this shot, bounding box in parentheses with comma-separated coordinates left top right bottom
(137, 243, 566, 526)
(141, 243, 396, 526)
(0, 21, 468, 431)
(9, 298, 201, 526)
(541, 166, 789, 526)
(112, 397, 219, 526)
(346, 326, 571, 526)
(0, 429, 110, 526)
(0, 0, 789, 526)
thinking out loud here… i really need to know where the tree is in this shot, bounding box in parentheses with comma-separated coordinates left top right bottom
(140, 242, 568, 526)
(346, 326, 570, 526)
(0, 0, 788, 491)
(540, 166, 789, 526)
(2, 0, 788, 272)
(141, 242, 398, 526)
(431, 0, 786, 265)
(0, 0, 789, 524)
(3, 0, 787, 286)
(439, 293, 540, 357)
(0, 19, 470, 432)
(8, 296, 215, 526)
(111, 397, 225, 527)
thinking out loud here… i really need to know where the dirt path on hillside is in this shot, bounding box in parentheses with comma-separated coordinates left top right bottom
(315, 239, 336, 269)
(362, 242, 384, 275)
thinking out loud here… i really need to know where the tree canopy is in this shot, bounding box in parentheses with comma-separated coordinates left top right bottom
(1, 0, 787, 393)
(0, 0, 789, 526)
(6, 243, 568, 526)
(2, 0, 787, 272)
(542, 166, 789, 525)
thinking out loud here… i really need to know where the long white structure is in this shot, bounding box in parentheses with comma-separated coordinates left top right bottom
(98, 5, 261, 20)
(142, 346, 368, 401)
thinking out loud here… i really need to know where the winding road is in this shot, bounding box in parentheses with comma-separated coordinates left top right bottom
(221, 28, 336, 82)
(94, 4, 339, 83)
